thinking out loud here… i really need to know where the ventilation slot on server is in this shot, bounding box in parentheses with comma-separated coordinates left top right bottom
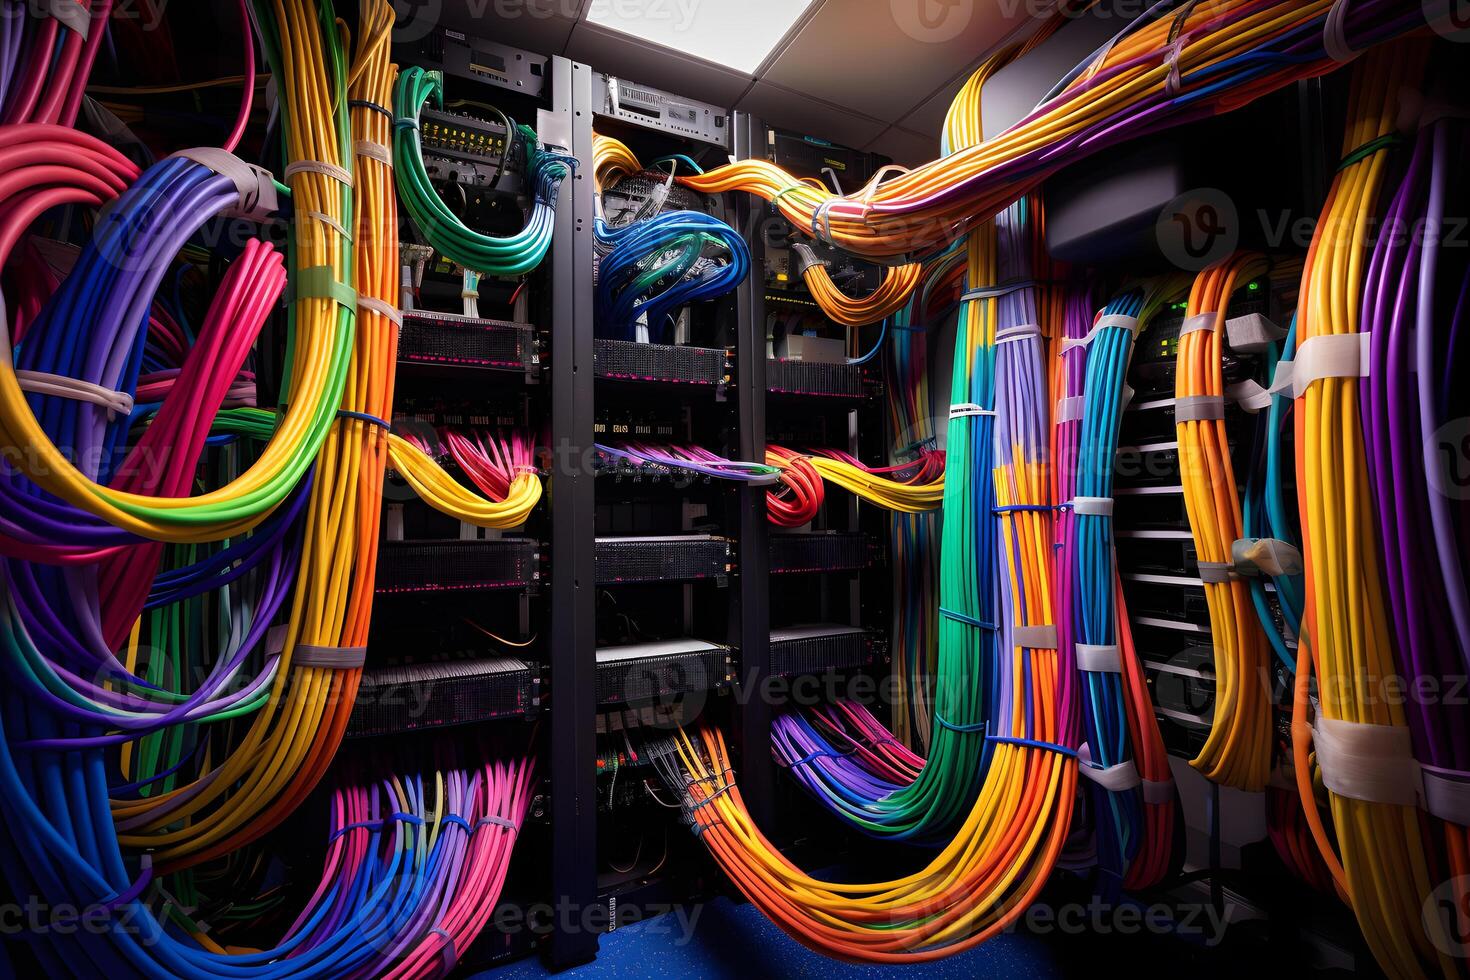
(398, 311, 535, 373)
(1115, 532, 1199, 577)
(769, 625, 878, 677)
(375, 538, 538, 594)
(594, 339, 727, 387)
(595, 535, 732, 584)
(1143, 648, 1216, 759)
(595, 639, 734, 705)
(346, 656, 537, 738)
(769, 531, 872, 574)
(766, 359, 864, 399)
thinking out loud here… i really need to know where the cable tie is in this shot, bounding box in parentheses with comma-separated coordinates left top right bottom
(394, 116, 420, 132)
(439, 814, 473, 834)
(1077, 744, 1143, 792)
(304, 210, 353, 243)
(1178, 312, 1217, 337)
(1075, 643, 1121, 673)
(1313, 716, 1417, 806)
(1231, 537, 1303, 578)
(1291, 332, 1370, 398)
(266, 624, 288, 657)
(430, 928, 458, 971)
(336, 409, 392, 431)
(948, 403, 995, 420)
(1224, 312, 1287, 353)
(352, 139, 394, 168)
(101, 854, 152, 912)
(1013, 624, 1058, 651)
(1162, 2, 1196, 95)
(810, 199, 838, 247)
(39, 0, 92, 37)
(961, 280, 1034, 303)
(293, 643, 367, 669)
(933, 711, 987, 734)
(986, 732, 1078, 759)
(1094, 313, 1140, 335)
(328, 812, 424, 841)
(1055, 395, 1084, 423)
(1195, 560, 1236, 584)
(1337, 132, 1403, 170)
(476, 814, 520, 833)
(1322, 0, 1359, 63)
(357, 296, 404, 327)
(940, 607, 997, 631)
(1070, 496, 1113, 517)
(1226, 379, 1272, 413)
(993, 503, 1060, 515)
(789, 242, 829, 278)
(1173, 394, 1224, 422)
(14, 370, 134, 420)
(995, 323, 1041, 345)
(169, 147, 279, 223)
(290, 265, 357, 312)
(349, 98, 394, 122)
(283, 159, 353, 187)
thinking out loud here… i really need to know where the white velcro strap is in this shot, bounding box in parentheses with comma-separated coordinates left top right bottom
(1225, 312, 1287, 353)
(1055, 396, 1084, 423)
(1322, 0, 1358, 63)
(1197, 561, 1236, 584)
(305, 210, 353, 242)
(1421, 767, 1470, 826)
(1232, 537, 1303, 578)
(996, 323, 1041, 345)
(354, 140, 393, 167)
(949, 403, 994, 419)
(43, 0, 91, 38)
(1178, 313, 1217, 337)
(1095, 313, 1139, 335)
(1078, 745, 1142, 792)
(1174, 394, 1224, 422)
(169, 147, 279, 223)
(294, 644, 368, 669)
(1227, 379, 1273, 413)
(1313, 716, 1418, 806)
(1268, 358, 1295, 395)
(1060, 336, 1088, 353)
(1075, 643, 1121, 673)
(1071, 496, 1113, 517)
(1141, 778, 1175, 804)
(1292, 332, 1370, 398)
(358, 296, 404, 327)
(283, 159, 354, 187)
(1013, 625, 1058, 650)
(15, 370, 134, 420)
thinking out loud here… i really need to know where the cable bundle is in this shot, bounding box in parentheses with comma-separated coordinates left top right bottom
(594, 209, 750, 342)
(680, 1, 1437, 263)
(395, 66, 575, 276)
(1175, 253, 1272, 791)
(0, 0, 112, 127)
(764, 446, 824, 527)
(596, 442, 781, 485)
(1291, 41, 1452, 978)
(790, 448, 944, 514)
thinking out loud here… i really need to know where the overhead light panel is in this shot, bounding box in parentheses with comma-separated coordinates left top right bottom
(583, 0, 815, 74)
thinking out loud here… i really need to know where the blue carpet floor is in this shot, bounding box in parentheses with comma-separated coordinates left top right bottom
(477, 896, 1066, 979)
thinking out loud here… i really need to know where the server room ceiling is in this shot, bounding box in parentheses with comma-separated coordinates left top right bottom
(416, 0, 1028, 164)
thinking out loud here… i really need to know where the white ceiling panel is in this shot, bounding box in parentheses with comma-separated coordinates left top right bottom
(762, 0, 1025, 125)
